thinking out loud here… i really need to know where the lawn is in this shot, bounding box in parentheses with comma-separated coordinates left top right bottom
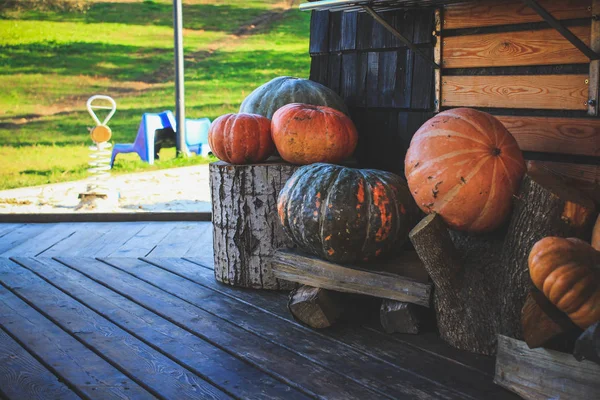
(0, 0, 310, 190)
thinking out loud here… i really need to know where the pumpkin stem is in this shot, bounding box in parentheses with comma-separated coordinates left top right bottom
(492, 147, 501, 156)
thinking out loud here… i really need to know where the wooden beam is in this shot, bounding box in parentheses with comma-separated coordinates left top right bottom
(444, 0, 592, 30)
(443, 26, 591, 68)
(589, 0, 600, 115)
(271, 249, 432, 307)
(434, 8, 442, 112)
(442, 74, 589, 110)
(495, 335, 600, 400)
(496, 115, 600, 156)
(527, 160, 600, 204)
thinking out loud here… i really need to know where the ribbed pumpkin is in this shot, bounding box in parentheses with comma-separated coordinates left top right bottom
(208, 113, 274, 164)
(529, 237, 600, 329)
(277, 163, 419, 264)
(239, 76, 348, 119)
(405, 108, 526, 233)
(271, 103, 358, 165)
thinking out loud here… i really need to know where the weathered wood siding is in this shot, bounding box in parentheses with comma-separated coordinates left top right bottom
(309, 0, 599, 201)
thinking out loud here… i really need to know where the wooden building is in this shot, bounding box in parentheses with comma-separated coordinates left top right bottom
(306, 0, 599, 201)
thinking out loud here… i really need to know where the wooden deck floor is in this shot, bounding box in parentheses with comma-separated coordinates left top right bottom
(0, 222, 518, 400)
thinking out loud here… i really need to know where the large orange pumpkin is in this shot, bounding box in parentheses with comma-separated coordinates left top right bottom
(208, 113, 274, 164)
(271, 103, 358, 165)
(529, 237, 600, 329)
(405, 108, 526, 232)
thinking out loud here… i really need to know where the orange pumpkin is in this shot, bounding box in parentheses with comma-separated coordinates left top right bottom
(529, 236, 600, 329)
(208, 113, 274, 164)
(405, 108, 526, 232)
(271, 103, 358, 165)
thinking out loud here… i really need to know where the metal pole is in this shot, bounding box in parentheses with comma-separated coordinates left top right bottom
(173, 0, 188, 155)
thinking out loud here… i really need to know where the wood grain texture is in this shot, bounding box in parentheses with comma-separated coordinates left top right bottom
(15, 257, 308, 400)
(444, 0, 592, 30)
(67, 257, 387, 400)
(0, 259, 230, 400)
(272, 249, 432, 307)
(210, 161, 297, 290)
(309, 10, 328, 54)
(495, 335, 600, 400)
(441, 74, 589, 110)
(0, 223, 78, 257)
(0, 224, 47, 255)
(443, 26, 591, 68)
(157, 257, 517, 400)
(0, 279, 154, 399)
(434, 8, 442, 112)
(527, 160, 600, 204)
(0, 327, 81, 400)
(496, 115, 600, 156)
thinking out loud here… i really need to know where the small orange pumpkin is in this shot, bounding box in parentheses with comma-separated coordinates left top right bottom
(208, 113, 274, 164)
(528, 236, 600, 329)
(271, 103, 358, 165)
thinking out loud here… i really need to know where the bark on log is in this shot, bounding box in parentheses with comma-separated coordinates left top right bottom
(380, 300, 421, 334)
(410, 170, 596, 355)
(521, 290, 580, 349)
(210, 161, 299, 289)
(288, 285, 345, 329)
(574, 322, 600, 365)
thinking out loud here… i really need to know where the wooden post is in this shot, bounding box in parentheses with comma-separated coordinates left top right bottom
(210, 161, 298, 289)
(410, 170, 597, 355)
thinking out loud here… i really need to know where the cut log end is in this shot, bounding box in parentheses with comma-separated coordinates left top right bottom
(380, 300, 421, 334)
(288, 286, 344, 329)
(521, 290, 579, 349)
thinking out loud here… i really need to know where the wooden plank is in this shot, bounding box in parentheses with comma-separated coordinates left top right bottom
(36, 223, 114, 258)
(356, 11, 374, 50)
(366, 51, 379, 107)
(14, 257, 308, 400)
(0, 283, 153, 399)
(0, 224, 47, 255)
(341, 52, 358, 106)
(327, 53, 342, 94)
(527, 160, 600, 203)
(356, 51, 369, 107)
(328, 11, 342, 52)
(145, 223, 211, 257)
(412, 9, 435, 45)
(75, 222, 147, 258)
(309, 10, 329, 54)
(0, 327, 81, 400)
(96, 257, 466, 400)
(434, 8, 442, 112)
(0, 223, 22, 239)
(410, 47, 433, 109)
(56, 257, 387, 400)
(158, 257, 516, 400)
(107, 222, 177, 257)
(309, 54, 328, 85)
(271, 249, 432, 306)
(496, 116, 600, 156)
(441, 74, 589, 110)
(444, 0, 593, 30)
(341, 11, 357, 51)
(443, 26, 591, 68)
(0, 223, 77, 257)
(588, 0, 600, 115)
(494, 335, 600, 400)
(0, 259, 230, 400)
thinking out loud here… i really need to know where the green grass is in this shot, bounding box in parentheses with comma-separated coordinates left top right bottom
(0, 0, 310, 190)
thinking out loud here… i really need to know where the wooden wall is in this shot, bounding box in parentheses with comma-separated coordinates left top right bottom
(308, 0, 599, 201)
(308, 8, 437, 173)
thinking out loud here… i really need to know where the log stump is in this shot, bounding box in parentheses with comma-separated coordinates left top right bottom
(380, 300, 421, 334)
(210, 161, 298, 289)
(410, 170, 597, 355)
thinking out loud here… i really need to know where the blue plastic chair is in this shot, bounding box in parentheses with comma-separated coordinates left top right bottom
(111, 111, 211, 166)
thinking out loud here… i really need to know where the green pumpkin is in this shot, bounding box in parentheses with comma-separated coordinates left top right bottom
(277, 163, 419, 264)
(239, 76, 348, 119)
